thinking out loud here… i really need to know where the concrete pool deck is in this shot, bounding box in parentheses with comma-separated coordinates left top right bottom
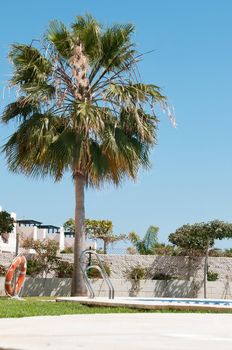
(56, 296, 232, 312)
(1, 313, 232, 349)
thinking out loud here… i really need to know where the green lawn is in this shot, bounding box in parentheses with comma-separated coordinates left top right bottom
(0, 297, 232, 318)
(0, 297, 143, 318)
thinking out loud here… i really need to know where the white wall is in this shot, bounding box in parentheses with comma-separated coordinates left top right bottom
(0, 277, 231, 299)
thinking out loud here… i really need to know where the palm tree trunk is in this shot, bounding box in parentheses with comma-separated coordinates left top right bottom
(71, 173, 87, 296)
(203, 239, 210, 299)
(103, 240, 107, 254)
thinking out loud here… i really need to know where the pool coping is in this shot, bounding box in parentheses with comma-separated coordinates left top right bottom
(56, 296, 232, 312)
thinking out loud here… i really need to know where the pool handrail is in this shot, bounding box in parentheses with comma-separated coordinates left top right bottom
(80, 249, 114, 299)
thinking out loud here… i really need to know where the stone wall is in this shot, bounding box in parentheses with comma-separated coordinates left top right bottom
(102, 255, 203, 280)
(2, 253, 232, 283)
(102, 255, 232, 282)
(58, 254, 214, 281)
(2, 253, 232, 299)
(59, 254, 203, 279)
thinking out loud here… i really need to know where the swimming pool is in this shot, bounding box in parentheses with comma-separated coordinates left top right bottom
(57, 296, 232, 311)
(125, 297, 232, 307)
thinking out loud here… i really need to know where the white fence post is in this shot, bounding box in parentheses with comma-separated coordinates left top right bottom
(42, 229, 47, 239)
(11, 212, 17, 253)
(33, 226, 38, 240)
(59, 227, 65, 251)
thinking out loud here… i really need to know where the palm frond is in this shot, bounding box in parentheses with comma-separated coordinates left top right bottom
(1, 97, 39, 123)
(2, 14, 169, 187)
(85, 140, 109, 184)
(76, 102, 111, 134)
(119, 109, 158, 144)
(89, 24, 137, 88)
(105, 82, 165, 106)
(72, 14, 102, 63)
(49, 128, 82, 172)
(3, 113, 62, 176)
(20, 82, 55, 99)
(100, 24, 135, 68)
(9, 44, 51, 87)
(46, 20, 74, 59)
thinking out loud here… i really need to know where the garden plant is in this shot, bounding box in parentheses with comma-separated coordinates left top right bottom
(169, 220, 232, 298)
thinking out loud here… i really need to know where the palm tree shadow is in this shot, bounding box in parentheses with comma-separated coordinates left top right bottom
(221, 276, 232, 299)
(150, 255, 203, 298)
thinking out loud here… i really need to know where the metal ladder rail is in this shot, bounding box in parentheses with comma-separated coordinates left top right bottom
(89, 252, 114, 299)
(80, 260, 95, 299)
(85, 265, 114, 299)
(98, 264, 114, 300)
(80, 252, 110, 299)
(81, 249, 114, 299)
(80, 249, 114, 299)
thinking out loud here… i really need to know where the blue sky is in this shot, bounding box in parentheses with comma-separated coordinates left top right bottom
(1, 0, 232, 248)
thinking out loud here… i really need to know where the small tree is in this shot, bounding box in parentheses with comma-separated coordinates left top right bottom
(63, 218, 126, 254)
(63, 218, 75, 233)
(128, 225, 159, 255)
(0, 211, 14, 238)
(169, 220, 232, 298)
(22, 238, 59, 277)
(85, 219, 126, 254)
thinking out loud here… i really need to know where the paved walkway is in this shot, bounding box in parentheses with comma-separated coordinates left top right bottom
(0, 313, 232, 350)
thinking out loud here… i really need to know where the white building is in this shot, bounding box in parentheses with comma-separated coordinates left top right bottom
(0, 206, 97, 253)
(0, 206, 66, 253)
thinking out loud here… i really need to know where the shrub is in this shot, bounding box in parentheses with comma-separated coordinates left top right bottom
(96, 248, 104, 254)
(207, 270, 219, 281)
(152, 272, 178, 280)
(223, 248, 232, 257)
(55, 259, 111, 279)
(0, 211, 14, 236)
(22, 238, 59, 277)
(126, 247, 137, 255)
(209, 249, 224, 257)
(60, 247, 73, 254)
(55, 260, 73, 278)
(0, 264, 6, 276)
(153, 244, 176, 256)
(87, 261, 111, 279)
(26, 259, 44, 276)
(124, 265, 149, 297)
(125, 265, 149, 281)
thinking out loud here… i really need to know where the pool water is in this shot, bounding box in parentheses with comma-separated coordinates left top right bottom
(125, 297, 232, 307)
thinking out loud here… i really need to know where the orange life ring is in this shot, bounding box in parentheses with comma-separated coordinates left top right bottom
(5, 256, 27, 296)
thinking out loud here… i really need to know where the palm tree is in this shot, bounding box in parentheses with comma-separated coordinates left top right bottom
(1, 15, 169, 296)
(128, 226, 159, 254)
